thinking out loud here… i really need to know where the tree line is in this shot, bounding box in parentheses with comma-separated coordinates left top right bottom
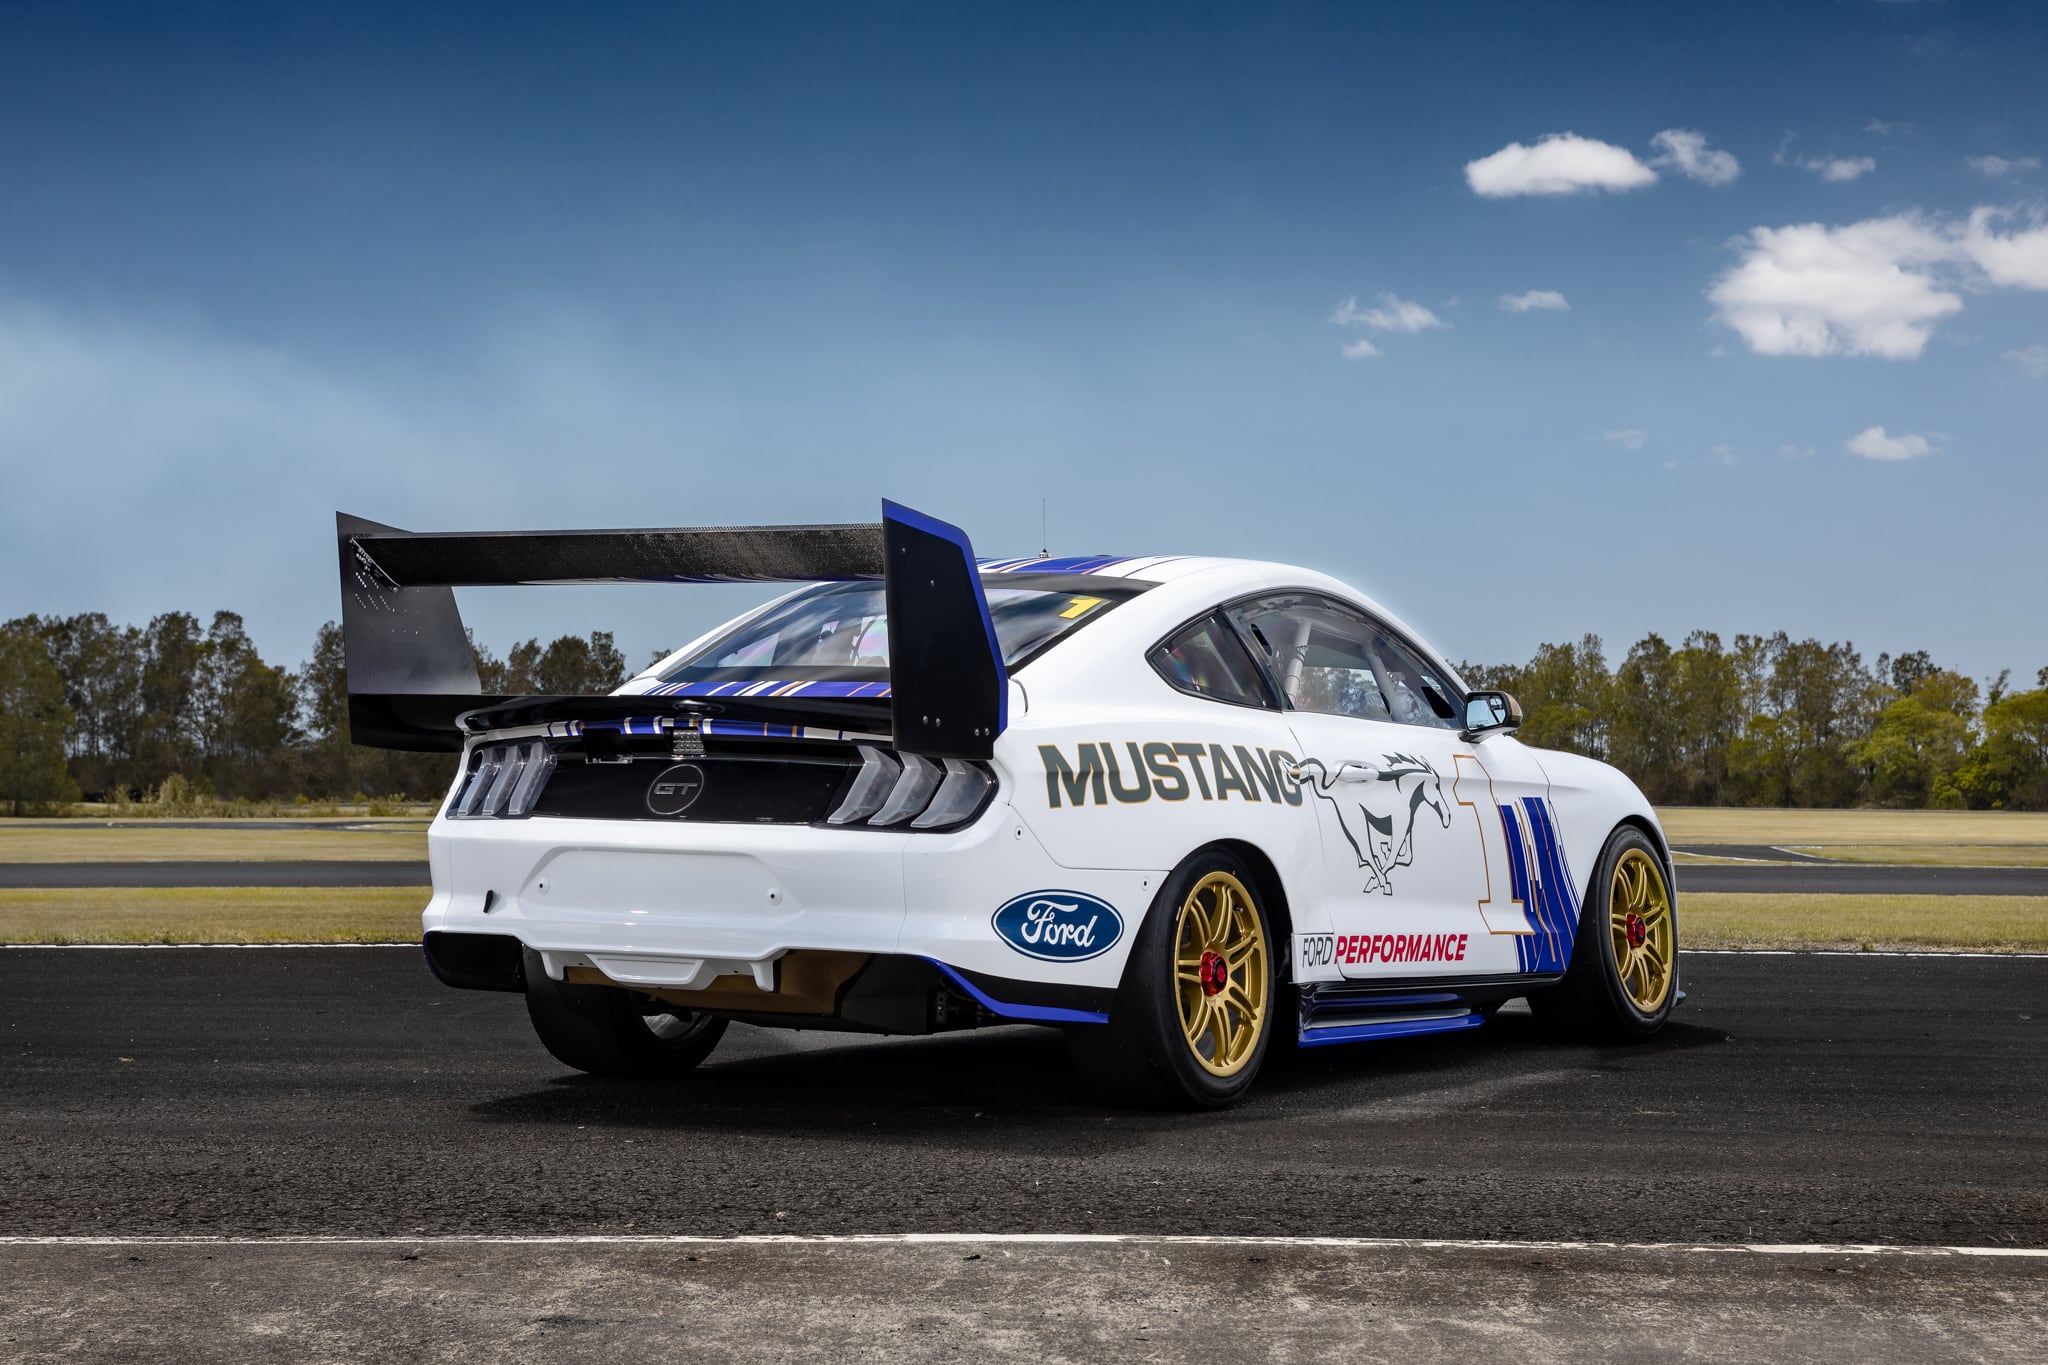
(0, 612, 637, 813)
(1458, 632, 2048, 812)
(3, 612, 2046, 813)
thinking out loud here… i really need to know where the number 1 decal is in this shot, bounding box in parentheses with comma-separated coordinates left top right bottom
(1451, 753, 1532, 937)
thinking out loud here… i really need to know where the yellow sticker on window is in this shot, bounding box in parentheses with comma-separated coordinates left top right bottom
(1059, 596, 1106, 619)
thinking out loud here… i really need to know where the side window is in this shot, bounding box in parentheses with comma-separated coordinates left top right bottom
(1149, 614, 1274, 709)
(1225, 595, 1461, 728)
(1371, 628, 1463, 728)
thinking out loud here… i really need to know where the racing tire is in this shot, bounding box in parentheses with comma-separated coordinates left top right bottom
(1067, 848, 1277, 1110)
(1527, 826, 1677, 1041)
(522, 948, 729, 1077)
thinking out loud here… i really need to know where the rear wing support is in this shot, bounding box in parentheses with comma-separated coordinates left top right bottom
(336, 502, 1006, 759)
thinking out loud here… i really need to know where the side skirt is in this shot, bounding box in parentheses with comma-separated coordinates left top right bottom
(1296, 971, 1565, 1047)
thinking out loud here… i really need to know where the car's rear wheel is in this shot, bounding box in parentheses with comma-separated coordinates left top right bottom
(1068, 849, 1276, 1109)
(522, 948, 729, 1076)
(1528, 826, 1677, 1040)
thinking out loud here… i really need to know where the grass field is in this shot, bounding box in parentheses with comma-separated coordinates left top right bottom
(0, 887, 428, 944)
(1656, 807, 2048, 846)
(0, 823, 428, 862)
(1, 887, 2039, 952)
(1683, 893, 2048, 953)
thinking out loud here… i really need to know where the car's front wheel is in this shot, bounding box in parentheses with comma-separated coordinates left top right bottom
(1528, 826, 1678, 1040)
(522, 948, 728, 1077)
(1068, 848, 1277, 1109)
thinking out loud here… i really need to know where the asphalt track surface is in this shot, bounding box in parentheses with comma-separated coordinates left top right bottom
(0, 860, 433, 889)
(3, 947, 2043, 1361)
(3, 947, 2041, 1245)
(7, 858, 2045, 894)
(1676, 861, 2047, 895)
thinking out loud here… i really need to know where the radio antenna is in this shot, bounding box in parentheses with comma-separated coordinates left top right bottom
(1040, 498, 1048, 558)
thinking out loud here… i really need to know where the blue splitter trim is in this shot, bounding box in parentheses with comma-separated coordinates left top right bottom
(1308, 991, 1463, 1011)
(924, 959, 1110, 1025)
(1298, 1014, 1485, 1048)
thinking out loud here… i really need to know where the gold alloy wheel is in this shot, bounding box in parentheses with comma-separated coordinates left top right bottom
(1173, 870, 1269, 1077)
(1609, 848, 1675, 1013)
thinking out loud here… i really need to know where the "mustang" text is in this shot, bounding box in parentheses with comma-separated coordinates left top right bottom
(1039, 742, 1305, 809)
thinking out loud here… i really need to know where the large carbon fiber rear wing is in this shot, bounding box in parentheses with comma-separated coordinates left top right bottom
(336, 500, 1005, 759)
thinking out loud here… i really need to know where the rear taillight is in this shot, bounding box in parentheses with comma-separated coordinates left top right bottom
(448, 740, 557, 820)
(828, 745, 995, 831)
(912, 759, 996, 829)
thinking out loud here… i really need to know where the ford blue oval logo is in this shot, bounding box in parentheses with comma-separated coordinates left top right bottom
(992, 890, 1123, 963)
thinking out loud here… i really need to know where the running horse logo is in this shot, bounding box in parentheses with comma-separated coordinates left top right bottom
(1294, 752, 1453, 895)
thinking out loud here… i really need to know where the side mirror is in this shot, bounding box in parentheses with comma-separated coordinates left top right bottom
(1462, 690, 1523, 742)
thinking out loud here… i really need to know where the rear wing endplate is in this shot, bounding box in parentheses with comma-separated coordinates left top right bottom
(336, 500, 1005, 759)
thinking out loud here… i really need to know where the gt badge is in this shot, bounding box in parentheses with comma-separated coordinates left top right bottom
(992, 890, 1123, 962)
(645, 763, 707, 816)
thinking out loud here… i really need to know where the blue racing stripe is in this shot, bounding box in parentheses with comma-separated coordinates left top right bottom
(1499, 802, 1537, 973)
(650, 679, 893, 699)
(1517, 796, 1581, 973)
(977, 555, 1133, 575)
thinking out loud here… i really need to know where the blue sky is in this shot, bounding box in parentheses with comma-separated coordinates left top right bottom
(1, 1, 2044, 684)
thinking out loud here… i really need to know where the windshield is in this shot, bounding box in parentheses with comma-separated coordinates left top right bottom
(655, 576, 1142, 687)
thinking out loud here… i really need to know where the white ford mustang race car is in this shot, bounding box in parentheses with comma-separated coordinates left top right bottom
(339, 501, 1679, 1108)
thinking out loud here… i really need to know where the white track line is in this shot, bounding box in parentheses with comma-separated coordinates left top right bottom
(1682, 948, 2048, 959)
(0, 942, 419, 949)
(0, 1234, 2042, 1258)
(7, 944, 2046, 960)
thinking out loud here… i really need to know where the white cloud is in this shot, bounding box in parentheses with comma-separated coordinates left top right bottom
(1958, 206, 2048, 288)
(1340, 337, 1382, 360)
(1710, 443, 1738, 466)
(1709, 206, 2048, 360)
(1498, 289, 1570, 313)
(1779, 443, 1816, 460)
(2008, 344, 2048, 380)
(1648, 129, 1741, 186)
(1710, 215, 1961, 358)
(1464, 133, 1658, 197)
(1332, 293, 1446, 333)
(1968, 155, 2041, 178)
(1864, 118, 1903, 135)
(1802, 156, 1877, 182)
(1599, 429, 1647, 450)
(1845, 425, 1939, 461)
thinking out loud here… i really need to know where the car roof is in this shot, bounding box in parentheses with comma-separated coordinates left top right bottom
(977, 554, 1219, 581)
(997, 555, 1472, 699)
(625, 554, 1468, 697)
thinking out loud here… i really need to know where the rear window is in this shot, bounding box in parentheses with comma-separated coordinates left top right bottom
(657, 576, 1141, 687)
(1149, 613, 1275, 709)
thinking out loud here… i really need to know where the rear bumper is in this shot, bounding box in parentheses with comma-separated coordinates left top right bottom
(421, 802, 1159, 1004)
